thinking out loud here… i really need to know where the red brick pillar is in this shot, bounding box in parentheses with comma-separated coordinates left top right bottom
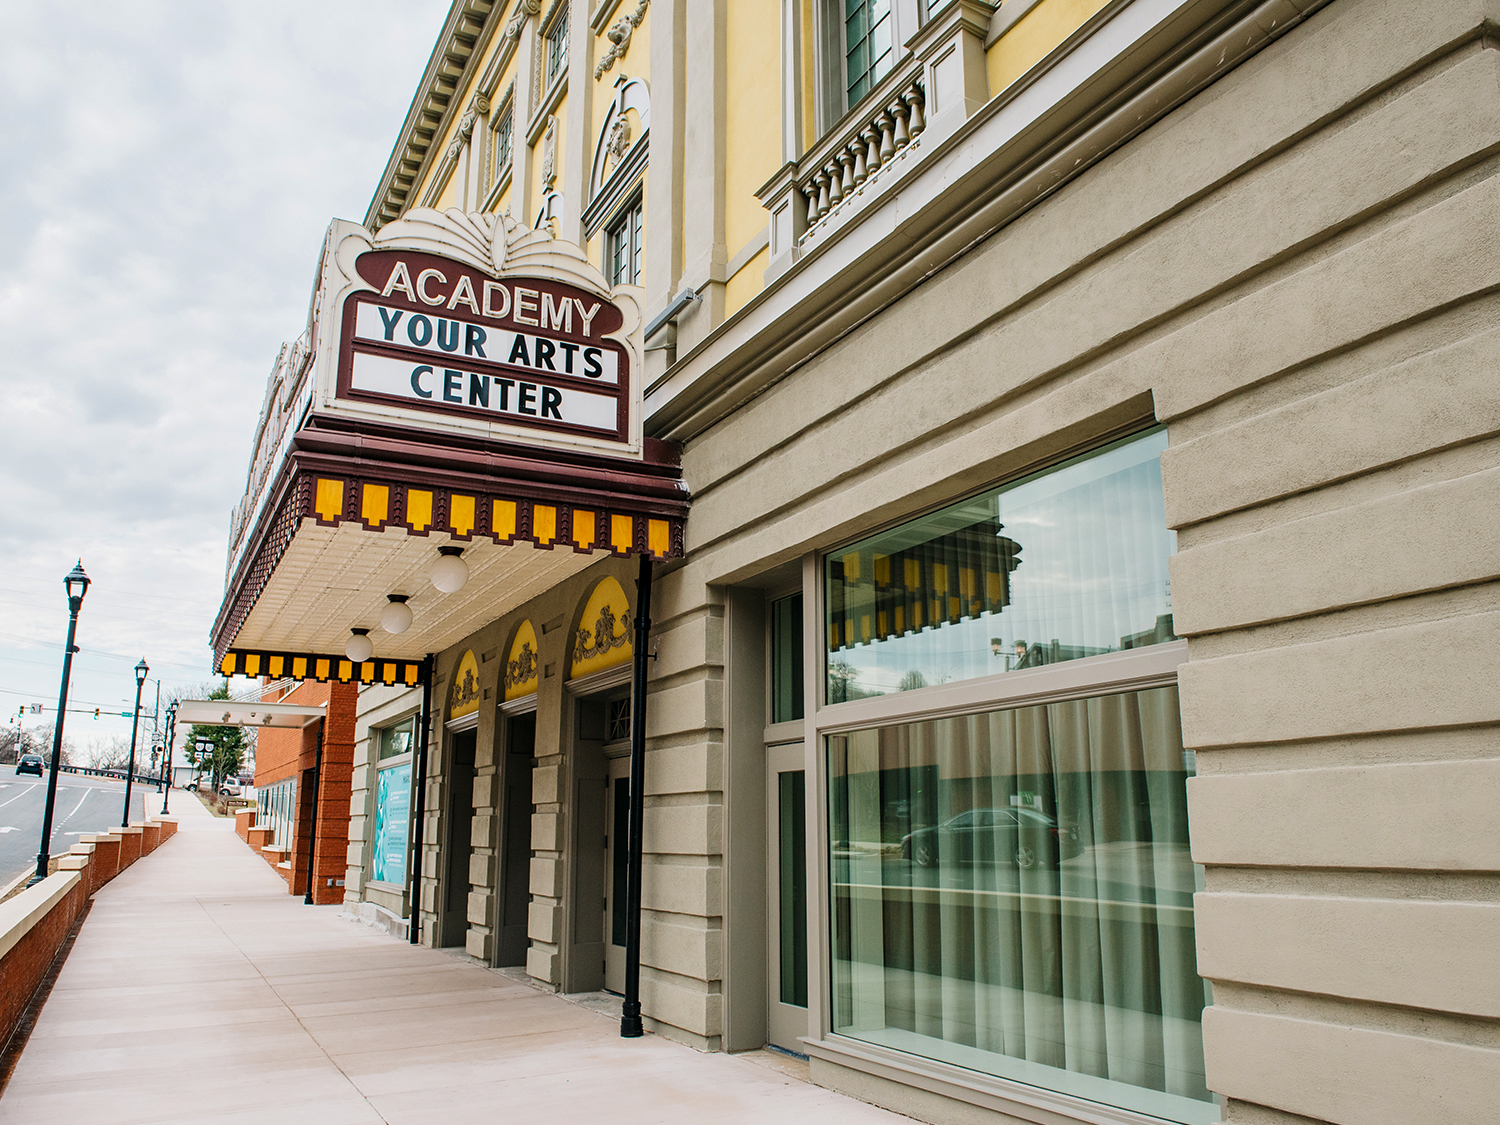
(311, 682, 357, 905)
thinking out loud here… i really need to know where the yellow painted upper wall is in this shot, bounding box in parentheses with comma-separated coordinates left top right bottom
(433, 168, 461, 211)
(724, 245, 768, 318)
(986, 0, 1110, 94)
(724, 0, 780, 302)
(800, 1, 815, 155)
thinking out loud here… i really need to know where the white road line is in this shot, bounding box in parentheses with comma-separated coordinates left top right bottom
(0, 783, 40, 810)
(63, 787, 91, 821)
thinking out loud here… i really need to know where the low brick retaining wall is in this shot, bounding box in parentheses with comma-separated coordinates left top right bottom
(0, 817, 177, 1057)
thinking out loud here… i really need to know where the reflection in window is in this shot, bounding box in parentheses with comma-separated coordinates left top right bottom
(845, 0, 894, 106)
(828, 686, 1214, 1123)
(825, 429, 1176, 702)
(378, 716, 415, 760)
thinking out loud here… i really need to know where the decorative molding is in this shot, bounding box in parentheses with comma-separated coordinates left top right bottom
(594, 0, 648, 80)
(585, 75, 651, 234)
(540, 114, 559, 191)
(563, 663, 633, 696)
(582, 134, 648, 238)
(504, 0, 541, 40)
(363, 0, 499, 229)
(499, 692, 539, 715)
(445, 710, 481, 732)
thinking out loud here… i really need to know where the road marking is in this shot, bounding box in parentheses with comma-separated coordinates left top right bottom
(0, 827, 17, 833)
(0, 784, 40, 810)
(62, 788, 91, 821)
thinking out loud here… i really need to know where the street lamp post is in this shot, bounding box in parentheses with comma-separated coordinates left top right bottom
(161, 703, 176, 815)
(31, 562, 90, 886)
(121, 658, 149, 828)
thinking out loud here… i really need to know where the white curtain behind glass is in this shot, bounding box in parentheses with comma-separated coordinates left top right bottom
(830, 686, 1212, 1120)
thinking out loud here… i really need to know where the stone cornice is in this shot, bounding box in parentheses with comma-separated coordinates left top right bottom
(364, 0, 502, 230)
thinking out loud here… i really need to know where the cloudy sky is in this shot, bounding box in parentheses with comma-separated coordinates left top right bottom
(0, 1, 449, 758)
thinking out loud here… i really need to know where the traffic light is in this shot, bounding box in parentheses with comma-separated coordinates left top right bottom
(94, 708, 100, 720)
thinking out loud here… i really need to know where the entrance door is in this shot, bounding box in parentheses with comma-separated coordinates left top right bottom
(441, 727, 477, 947)
(603, 753, 630, 992)
(766, 741, 809, 1052)
(494, 713, 535, 966)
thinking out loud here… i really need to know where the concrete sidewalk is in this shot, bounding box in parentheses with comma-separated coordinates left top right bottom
(0, 793, 906, 1125)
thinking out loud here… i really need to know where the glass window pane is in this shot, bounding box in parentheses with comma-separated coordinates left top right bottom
(828, 685, 1214, 1123)
(771, 593, 805, 723)
(846, 39, 869, 104)
(371, 761, 411, 884)
(825, 429, 1176, 703)
(378, 717, 414, 760)
(778, 769, 808, 1007)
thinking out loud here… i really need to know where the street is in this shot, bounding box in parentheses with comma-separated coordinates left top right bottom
(0, 771, 151, 887)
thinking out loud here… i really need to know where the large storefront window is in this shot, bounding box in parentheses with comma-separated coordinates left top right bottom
(826, 429, 1176, 702)
(371, 717, 415, 886)
(255, 777, 296, 850)
(828, 685, 1212, 1123)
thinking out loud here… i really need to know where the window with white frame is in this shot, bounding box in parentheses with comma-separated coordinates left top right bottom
(489, 96, 514, 192)
(605, 196, 642, 288)
(817, 428, 1212, 1123)
(544, 3, 569, 87)
(255, 777, 296, 851)
(370, 716, 416, 886)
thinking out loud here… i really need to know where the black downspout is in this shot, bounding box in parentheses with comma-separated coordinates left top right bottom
(620, 552, 654, 1038)
(303, 724, 324, 905)
(408, 657, 434, 945)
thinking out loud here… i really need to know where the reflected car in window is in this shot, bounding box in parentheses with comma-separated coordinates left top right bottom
(900, 806, 1082, 869)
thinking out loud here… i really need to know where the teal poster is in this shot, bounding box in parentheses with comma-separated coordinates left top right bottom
(372, 762, 411, 884)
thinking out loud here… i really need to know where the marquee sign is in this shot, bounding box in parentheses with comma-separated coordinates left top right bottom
(339, 250, 632, 443)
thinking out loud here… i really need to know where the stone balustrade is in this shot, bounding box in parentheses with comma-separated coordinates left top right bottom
(758, 0, 995, 282)
(803, 72, 928, 231)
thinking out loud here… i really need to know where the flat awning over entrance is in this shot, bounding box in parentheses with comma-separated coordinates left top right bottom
(211, 418, 687, 685)
(174, 699, 326, 729)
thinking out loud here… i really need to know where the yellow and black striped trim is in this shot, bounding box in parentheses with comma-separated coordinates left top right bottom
(310, 475, 682, 558)
(218, 649, 425, 686)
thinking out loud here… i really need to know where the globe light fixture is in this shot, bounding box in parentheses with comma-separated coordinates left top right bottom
(345, 628, 374, 663)
(430, 546, 469, 594)
(380, 594, 413, 634)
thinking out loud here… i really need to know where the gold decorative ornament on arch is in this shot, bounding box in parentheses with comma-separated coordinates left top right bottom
(450, 650, 482, 720)
(570, 576, 632, 680)
(505, 620, 540, 701)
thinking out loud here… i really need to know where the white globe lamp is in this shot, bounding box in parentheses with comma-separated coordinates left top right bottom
(380, 594, 413, 634)
(345, 628, 374, 663)
(430, 546, 469, 594)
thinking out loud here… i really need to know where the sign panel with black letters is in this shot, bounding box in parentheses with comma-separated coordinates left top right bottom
(336, 249, 631, 445)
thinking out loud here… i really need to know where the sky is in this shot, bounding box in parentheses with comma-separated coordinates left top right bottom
(0, 1, 451, 761)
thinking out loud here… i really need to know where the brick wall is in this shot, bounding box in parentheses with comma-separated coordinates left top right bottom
(241, 681, 355, 906)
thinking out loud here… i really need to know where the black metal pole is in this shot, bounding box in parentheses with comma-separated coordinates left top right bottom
(620, 551, 654, 1038)
(303, 724, 324, 905)
(121, 675, 146, 828)
(32, 599, 83, 885)
(161, 708, 174, 815)
(407, 657, 433, 945)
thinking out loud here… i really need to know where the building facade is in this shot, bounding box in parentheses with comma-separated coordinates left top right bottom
(217, 1, 1500, 1123)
